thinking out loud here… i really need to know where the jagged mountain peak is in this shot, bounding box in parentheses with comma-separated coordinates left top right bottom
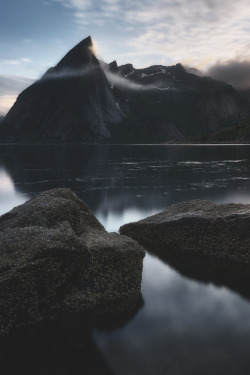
(0, 35, 248, 144)
(108, 61, 119, 73)
(0, 35, 123, 143)
(119, 64, 134, 76)
(174, 63, 185, 73)
(55, 35, 99, 71)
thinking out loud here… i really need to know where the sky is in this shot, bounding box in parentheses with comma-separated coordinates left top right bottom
(1, 0, 250, 114)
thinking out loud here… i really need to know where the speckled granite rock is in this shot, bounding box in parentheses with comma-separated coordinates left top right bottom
(0, 188, 145, 335)
(120, 200, 250, 265)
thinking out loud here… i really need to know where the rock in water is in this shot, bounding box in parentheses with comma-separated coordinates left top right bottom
(0, 188, 145, 335)
(120, 200, 250, 265)
(121, 200, 250, 302)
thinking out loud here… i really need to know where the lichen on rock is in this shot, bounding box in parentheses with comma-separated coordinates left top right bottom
(120, 199, 250, 264)
(120, 200, 250, 301)
(0, 188, 145, 335)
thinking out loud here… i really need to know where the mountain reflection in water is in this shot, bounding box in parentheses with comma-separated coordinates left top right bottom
(94, 253, 250, 375)
(1, 144, 250, 374)
(0, 166, 27, 216)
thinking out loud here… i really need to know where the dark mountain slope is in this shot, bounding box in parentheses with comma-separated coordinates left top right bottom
(105, 62, 248, 143)
(0, 37, 122, 143)
(183, 118, 250, 143)
(0, 37, 249, 143)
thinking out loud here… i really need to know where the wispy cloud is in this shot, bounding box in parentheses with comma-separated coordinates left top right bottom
(0, 75, 34, 115)
(51, 0, 250, 69)
(0, 60, 20, 66)
(123, 0, 250, 69)
(0, 75, 34, 96)
(21, 58, 32, 63)
(100, 61, 177, 91)
(0, 58, 33, 68)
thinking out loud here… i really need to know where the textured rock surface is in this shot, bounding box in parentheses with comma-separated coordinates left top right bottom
(120, 200, 250, 264)
(0, 188, 145, 335)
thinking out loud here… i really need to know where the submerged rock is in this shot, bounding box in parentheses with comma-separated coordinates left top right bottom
(0, 188, 145, 335)
(120, 200, 250, 264)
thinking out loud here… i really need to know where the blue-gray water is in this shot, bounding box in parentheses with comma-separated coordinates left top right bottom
(1, 144, 250, 374)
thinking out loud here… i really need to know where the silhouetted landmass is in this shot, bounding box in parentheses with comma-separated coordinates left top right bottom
(183, 117, 250, 143)
(106, 62, 248, 143)
(0, 37, 122, 143)
(0, 36, 249, 143)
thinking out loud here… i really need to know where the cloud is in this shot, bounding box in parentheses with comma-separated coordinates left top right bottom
(124, 0, 250, 68)
(0, 60, 20, 66)
(41, 65, 98, 80)
(206, 60, 250, 90)
(100, 61, 172, 91)
(99, 62, 143, 90)
(0, 75, 34, 96)
(0, 57, 33, 70)
(21, 58, 32, 63)
(0, 75, 34, 115)
(51, 0, 250, 69)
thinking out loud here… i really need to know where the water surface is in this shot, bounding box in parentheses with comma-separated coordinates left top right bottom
(1, 144, 250, 374)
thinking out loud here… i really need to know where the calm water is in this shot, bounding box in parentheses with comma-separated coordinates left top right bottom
(1, 144, 250, 374)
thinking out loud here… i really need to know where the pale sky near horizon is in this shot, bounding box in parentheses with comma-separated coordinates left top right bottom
(1, 0, 250, 114)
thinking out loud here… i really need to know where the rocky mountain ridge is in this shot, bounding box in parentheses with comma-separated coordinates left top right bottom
(105, 60, 248, 142)
(0, 37, 122, 143)
(0, 36, 249, 143)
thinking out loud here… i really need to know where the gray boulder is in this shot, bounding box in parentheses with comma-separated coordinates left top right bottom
(120, 200, 250, 301)
(120, 200, 250, 265)
(0, 188, 145, 335)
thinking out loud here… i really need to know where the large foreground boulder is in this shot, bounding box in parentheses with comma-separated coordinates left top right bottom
(120, 200, 250, 300)
(120, 200, 250, 264)
(0, 188, 145, 335)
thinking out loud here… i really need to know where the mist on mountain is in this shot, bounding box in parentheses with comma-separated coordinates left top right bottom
(0, 36, 249, 144)
(206, 60, 250, 90)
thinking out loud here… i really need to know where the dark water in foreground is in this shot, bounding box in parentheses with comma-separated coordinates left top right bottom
(1, 144, 250, 374)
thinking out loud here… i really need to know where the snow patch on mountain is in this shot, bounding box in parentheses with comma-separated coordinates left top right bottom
(124, 69, 135, 78)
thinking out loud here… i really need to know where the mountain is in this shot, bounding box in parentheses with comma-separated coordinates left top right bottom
(0, 36, 249, 143)
(0, 36, 122, 143)
(104, 62, 249, 143)
(183, 118, 250, 143)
